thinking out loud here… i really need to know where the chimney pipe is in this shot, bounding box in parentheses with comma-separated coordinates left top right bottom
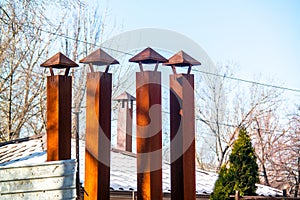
(129, 47, 167, 200)
(114, 92, 135, 152)
(40, 52, 78, 161)
(80, 48, 119, 200)
(164, 50, 200, 200)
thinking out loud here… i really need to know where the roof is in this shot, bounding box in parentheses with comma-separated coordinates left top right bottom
(0, 135, 45, 166)
(0, 136, 282, 197)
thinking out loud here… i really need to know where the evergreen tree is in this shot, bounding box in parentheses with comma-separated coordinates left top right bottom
(229, 128, 259, 195)
(210, 128, 259, 199)
(210, 165, 233, 200)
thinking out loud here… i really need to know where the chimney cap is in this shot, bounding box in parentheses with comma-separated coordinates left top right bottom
(113, 92, 136, 101)
(40, 52, 78, 68)
(79, 48, 119, 66)
(164, 50, 201, 67)
(129, 47, 167, 64)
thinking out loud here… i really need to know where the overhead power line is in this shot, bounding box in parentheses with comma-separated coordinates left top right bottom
(192, 69, 300, 93)
(4, 20, 300, 94)
(22, 24, 135, 56)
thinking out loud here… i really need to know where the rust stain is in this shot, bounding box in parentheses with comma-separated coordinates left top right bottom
(136, 71, 162, 200)
(129, 47, 167, 64)
(170, 74, 196, 200)
(84, 72, 112, 200)
(129, 48, 165, 200)
(41, 52, 78, 76)
(46, 75, 71, 161)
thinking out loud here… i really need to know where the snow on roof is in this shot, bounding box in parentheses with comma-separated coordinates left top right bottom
(0, 136, 282, 196)
(256, 184, 283, 197)
(0, 136, 45, 166)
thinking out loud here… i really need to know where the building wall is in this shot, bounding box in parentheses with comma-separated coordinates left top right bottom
(0, 159, 76, 200)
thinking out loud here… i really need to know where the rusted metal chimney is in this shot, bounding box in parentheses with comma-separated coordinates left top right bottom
(129, 47, 167, 200)
(79, 48, 119, 200)
(113, 92, 136, 152)
(164, 50, 201, 200)
(40, 52, 78, 161)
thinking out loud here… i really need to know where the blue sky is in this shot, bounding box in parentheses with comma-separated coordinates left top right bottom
(100, 0, 300, 97)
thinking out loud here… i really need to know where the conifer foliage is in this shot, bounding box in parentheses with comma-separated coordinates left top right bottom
(210, 128, 259, 199)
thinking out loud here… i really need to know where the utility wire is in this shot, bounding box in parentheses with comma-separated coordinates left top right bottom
(3, 18, 300, 94)
(192, 68, 300, 93)
(162, 110, 287, 133)
(22, 24, 135, 56)
(38, 24, 300, 94)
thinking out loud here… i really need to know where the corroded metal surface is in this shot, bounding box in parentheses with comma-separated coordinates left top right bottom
(164, 50, 201, 75)
(129, 47, 165, 200)
(41, 52, 78, 76)
(79, 48, 119, 66)
(170, 74, 195, 200)
(82, 49, 117, 200)
(136, 71, 162, 200)
(84, 72, 112, 200)
(40, 52, 79, 68)
(42, 53, 76, 161)
(129, 47, 167, 64)
(164, 50, 201, 67)
(46, 76, 72, 161)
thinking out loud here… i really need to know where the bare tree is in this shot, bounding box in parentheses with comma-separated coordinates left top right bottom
(0, 0, 103, 141)
(196, 64, 283, 171)
(56, 1, 110, 139)
(265, 106, 300, 197)
(196, 65, 231, 170)
(0, 1, 61, 141)
(249, 109, 286, 186)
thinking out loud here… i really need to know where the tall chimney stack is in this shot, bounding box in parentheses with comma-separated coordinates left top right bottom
(80, 48, 119, 200)
(164, 50, 200, 200)
(40, 52, 78, 161)
(129, 47, 167, 200)
(114, 92, 135, 152)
